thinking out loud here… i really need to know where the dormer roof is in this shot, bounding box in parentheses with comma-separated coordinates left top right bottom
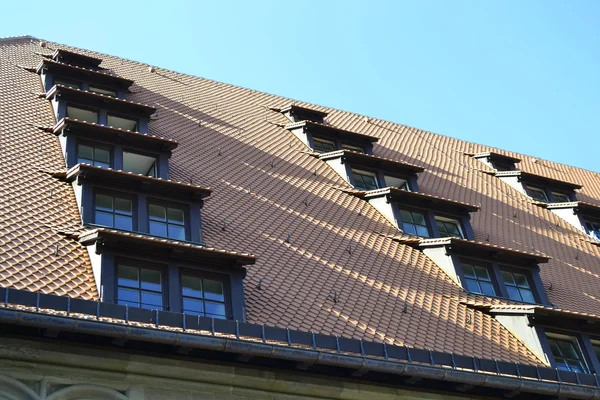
(52, 118, 178, 152)
(471, 151, 522, 164)
(37, 59, 134, 90)
(494, 171, 582, 191)
(278, 104, 328, 123)
(361, 188, 480, 214)
(46, 85, 156, 118)
(52, 48, 103, 69)
(318, 149, 424, 175)
(285, 120, 379, 144)
(544, 201, 600, 219)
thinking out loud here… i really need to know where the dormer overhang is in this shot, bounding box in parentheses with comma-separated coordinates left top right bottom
(46, 85, 156, 119)
(53, 117, 178, 153)
(318, 150, 424, 175)
(52, 48, 102, 69)
(416, 237, 550, 266)
(278, 104, 328, 123)
(362, 188, 479, 215)
(494, 171, 582, 192)
(545, 201, 600, 219)
(37, 59, 134, 91)
(64, 164, 211, 201)
(78, 228, 256, 267)
(470, 151, 521, 171)
(286, 120, 378, 152)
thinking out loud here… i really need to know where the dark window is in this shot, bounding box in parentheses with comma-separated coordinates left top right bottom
(95, 193, 133, 230)
(149, 203, 186, 240)
(527, 185, 549, 202)
(585, 220, 600, 240)
(89, 85, 117, 97)
(342, 143, 365, 153)
(181, 272, 229, 319)
(384, 175, 410, 190)
(351, 169, 378, 191)
(67, 106, 98, 124)
(547, 334, 589, 373)
(123, 151, 157, 177)
(108, 114, 138, 131)
(54, 77, 81, 89)
(398, 209, 430, 237)
(117, 264, 164, 310)
(312, 137, 336, 153)
(77, 143, 110, 168)
(462, 262, 496, 296)
(551, 191, 571, 203)
(591, 340, 600, 366)
(500, 268, 535, 303)
(435, 216, 464, 238)
(492, 160, 515, 171)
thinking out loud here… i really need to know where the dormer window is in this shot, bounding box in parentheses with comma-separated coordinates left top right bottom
(435, 216, 464, 238)
(551, 191, 571, 203)
(108, 114, 137, 131)
(384, 175, 410, 190)
(278, 104, 328, 124)
(89, 85, 118, 97)
(94, 192, 134, 231)
(123, 151, 157, 177)
(77, 143, 111, 168)
(526, 185, 549, 202)
(399, 209, 430, 237)
(585, 220, 600, 239)
(546, 333, 589, 373)
(54, 76, 81, 89)
(500, 267, 536, 303)
(471, 152, 521, 171)
(181, 272, 229, 319)
(493, 171, 581, 204)
(342, 143, 365, 153)
(312, 137, 336, 153)
(351, 169, 378, 191)
(149, 203, 187, 241)
(67, 105, 98, 123)
(117, 263, 164, 310)
(462, 260, 496, 296)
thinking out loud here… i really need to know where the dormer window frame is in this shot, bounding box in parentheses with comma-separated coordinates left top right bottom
(472, 152, 521, 171)
(493, 171, 581, 204)
(286, 121, 378, 156)
(524, 183, 576, 203)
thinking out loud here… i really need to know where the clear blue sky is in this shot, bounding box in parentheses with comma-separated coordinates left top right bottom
(3, 1, 599, 171)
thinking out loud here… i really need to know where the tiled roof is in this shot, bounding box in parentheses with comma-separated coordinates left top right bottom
(3, 37, 600, 367)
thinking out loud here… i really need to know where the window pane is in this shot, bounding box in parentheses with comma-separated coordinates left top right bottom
(552, 192, 570, 203)
(168, 225, 186, 241)
(95, 211, 113, 227)
(67, 106, 98, 123)
(399, 210, 413, 223)
(205, 301, 227, 319)
(528, 187, 548, 202)
(115, 198, 132, 214)
(402, 223, 417, 235)
(114, 215, 132, 231)
(462, 264, 476, 278)
(501, 270, 515, 285)
(108, 115, 137, 131)
(149, 221, 167, 237)
(95, 148, 110, 164)
(479, 282, 496, 296)
(412, 212, 426, 226)
(140, 269, 161, 291)
(519, 289, 535, 304)
(514, 273, 529, 288)
(466, 279, 481, 293)
(204, 279, 225, 301)
(149, 204, 166, 220)
(182, 275, 202, 298)
(182, 298, 204, 315)
(117, 288, 139, 306)
(55, 77, 80, 89)
(95, 194, 113, 211)
(416, 225, 430, 237)
(474, 266, 491, 281)
(341, 144, 365, 153)
(506, 286, 521, 301)
(141, 292, 163, 309)
(89, 86, 117, 97)
(118, 265, 138, 288)
(167, 208, 185, 223)
(78, 144, 94, 160)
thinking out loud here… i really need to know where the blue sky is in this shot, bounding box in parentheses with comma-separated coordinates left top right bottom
(3, 0, 599, 171)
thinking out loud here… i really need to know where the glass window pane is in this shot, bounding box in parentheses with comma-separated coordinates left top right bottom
(149, 221, 167, 237)
(168, 225, 186, 241)
(204, 279, 225, 301)
(89, 86, 117, 97)
(183, 298, 204, 315)
(167, 208, 185, 223)
(479, 282, 496, 296)
(412, 212, 426, 226)
(514, 273, 529, 287)
(115, 198, 132, 214)
(558, 341, 579, 360)
(95, 211, 113, 227)
(205, 301, 227, 319)
(95, 148, 110, 163)
(416, 225, 430, 237)
(462, 264, 476, 278)
(466, 279, 481, 293)
(182, 275, 202, 298)
(108, 115, 137, 131)
(519, 289, 535, 304)
(399, 210, 413, 223)
(114, 215, 132, 231)
(118, 265, 138, 288)
(140, 269, 161, 291)
(474, 266, 491, 280)
(117, 288, 139, 306)
(402, 223, 417, 235)
(67, 106, 98, 123)
(78, 144, 94, 160)
(501, 270, 515, 285)
(149, 204, 166, 220)
(95, 161, 110, 168)
(506, 286, 521, 301)
(95, 194, 113, 211)
(141, 292, 163, 309)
